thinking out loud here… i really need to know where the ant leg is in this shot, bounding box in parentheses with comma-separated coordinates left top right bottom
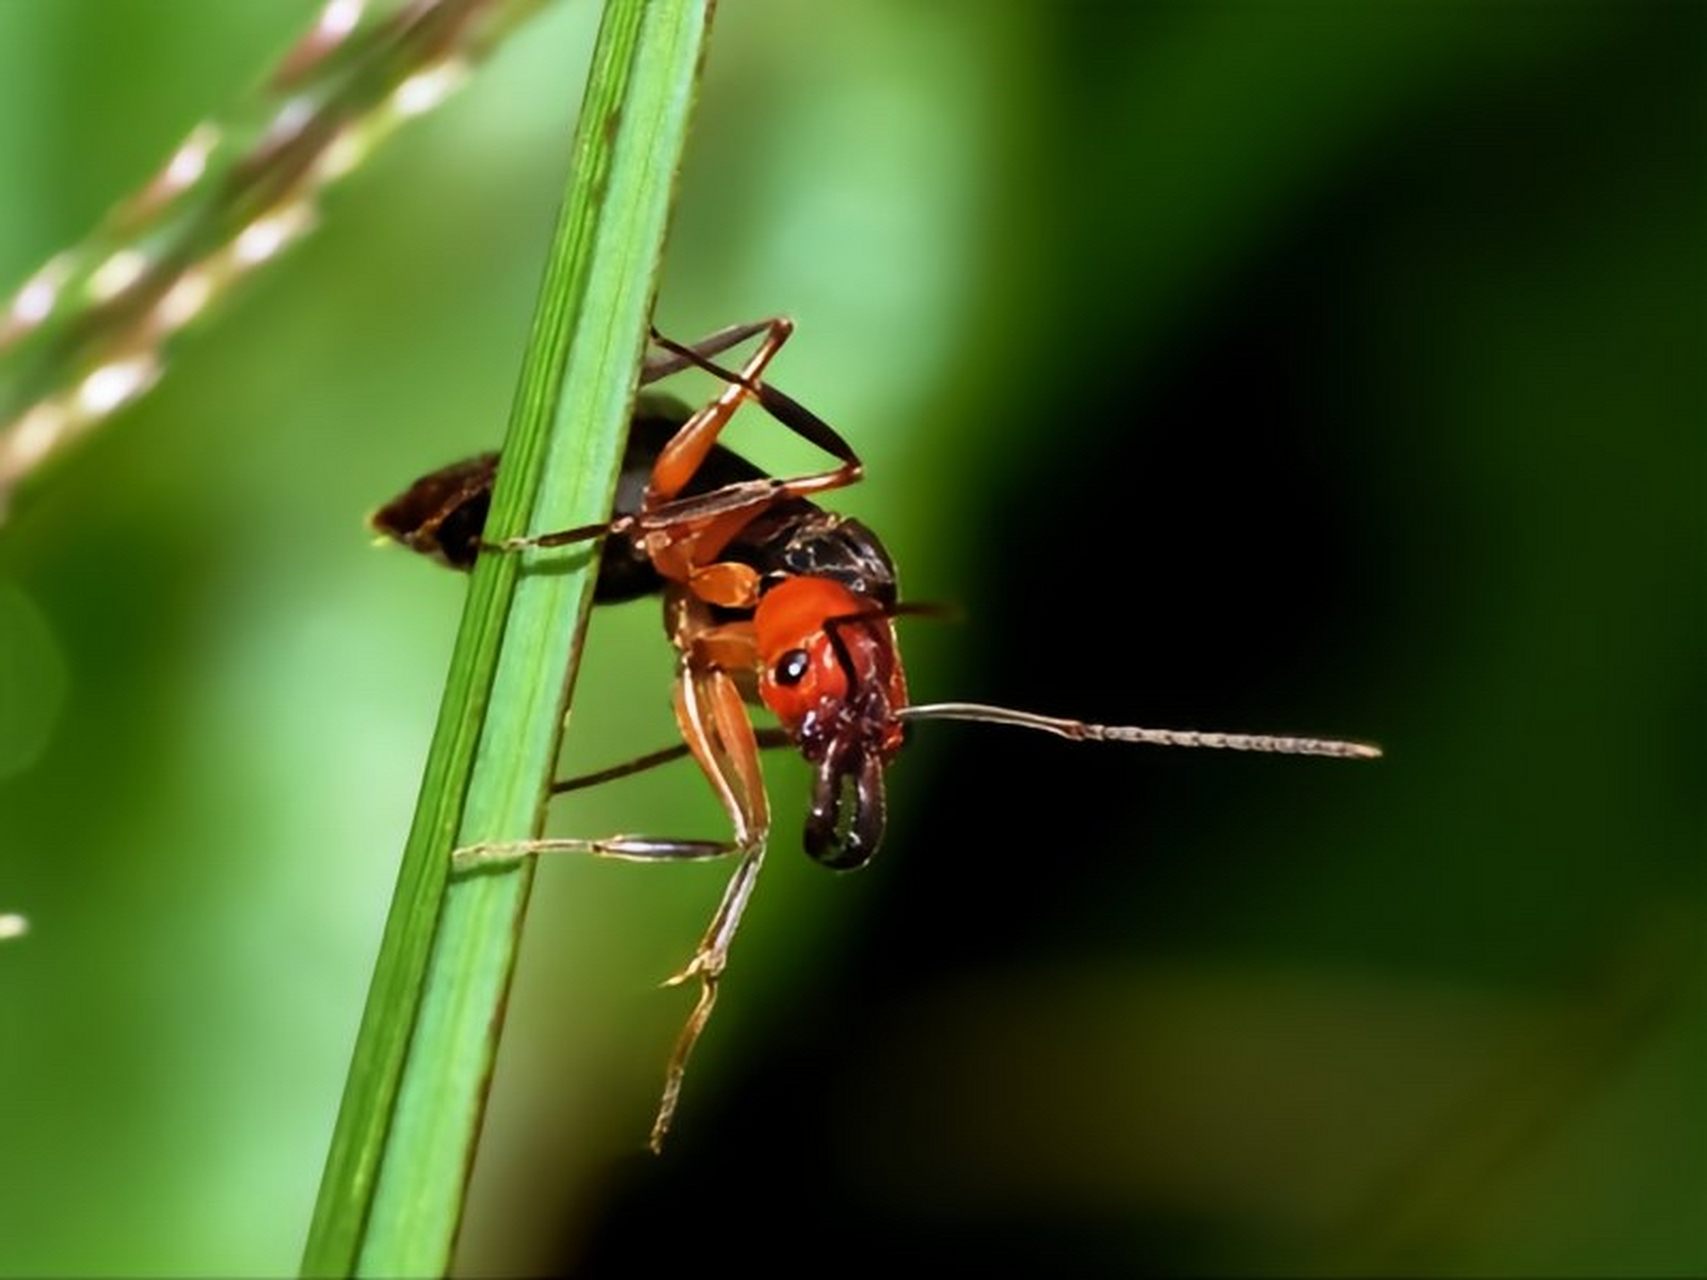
(459, 620, 771, 871)
(640, 318, 783, 385)
(649, 839, 762, 1152)
(638, 637, 775, 1149)
(624, 361, 872, 584)
(550, 727, 793, 796)
(462, 613, 773, 1149)
(471, 317, 802, 558)
(483, 452, 868, 582)
(453, 832, 739, 869)
(447, 709, 768, 1155)
(484, 515, 612, 555)
(650, 326, 863, 477)
(646, 317, 798, 503)
(655, 671, 769, 991)
(449, 686, 770, 872)
(639, 324, 871, 575)
(498, 320, 869, 570)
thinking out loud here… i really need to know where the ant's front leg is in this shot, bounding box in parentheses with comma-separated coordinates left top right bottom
(451, 617, 769, 880)
(454, 611, 775, 1151)
(641, 642, 773, 1150)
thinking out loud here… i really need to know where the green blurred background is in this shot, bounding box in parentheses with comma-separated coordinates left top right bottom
(0, 1, 1699, 1274)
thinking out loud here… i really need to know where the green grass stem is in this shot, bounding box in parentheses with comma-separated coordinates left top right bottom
(300, 2, 716, 1274)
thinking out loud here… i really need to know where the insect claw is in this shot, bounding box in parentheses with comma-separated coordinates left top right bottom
(662, 948, 724, 989)
(650, 965, 724, 1151)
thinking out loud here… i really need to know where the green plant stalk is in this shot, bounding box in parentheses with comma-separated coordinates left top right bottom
(300, 1, 716, 1275)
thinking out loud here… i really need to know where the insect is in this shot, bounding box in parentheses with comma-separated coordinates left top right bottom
(373, 318, 1380, 1149)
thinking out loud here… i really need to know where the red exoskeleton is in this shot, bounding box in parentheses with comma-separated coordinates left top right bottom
(373, 318, 1381, 1148)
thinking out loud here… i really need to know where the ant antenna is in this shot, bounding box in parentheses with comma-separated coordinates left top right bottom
(897, 702, 1381, 760)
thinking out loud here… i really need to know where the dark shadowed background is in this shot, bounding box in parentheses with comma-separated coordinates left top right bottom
(0, 2, 1699, 1275)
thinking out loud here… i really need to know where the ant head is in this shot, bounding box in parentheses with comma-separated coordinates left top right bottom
(754, 576, 909, 869)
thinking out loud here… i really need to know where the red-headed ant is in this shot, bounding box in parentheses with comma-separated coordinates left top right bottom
(372, 318, 1380, 1148)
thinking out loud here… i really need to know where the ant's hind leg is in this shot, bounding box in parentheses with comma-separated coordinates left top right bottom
(640, 318, 788, 385)
(645, 317, 797, 503)
(647, 320, 865, 500)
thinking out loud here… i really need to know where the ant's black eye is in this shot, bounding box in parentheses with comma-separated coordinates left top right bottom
(774, 648, 811, 687)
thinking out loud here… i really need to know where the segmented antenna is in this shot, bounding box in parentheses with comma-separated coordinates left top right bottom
(898, 702, 1381, 759)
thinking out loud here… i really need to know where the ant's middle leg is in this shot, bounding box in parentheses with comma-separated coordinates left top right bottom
(452, 633, 776, 1148)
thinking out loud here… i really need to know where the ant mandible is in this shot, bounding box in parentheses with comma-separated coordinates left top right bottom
(372, 318, 1380, 1149)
